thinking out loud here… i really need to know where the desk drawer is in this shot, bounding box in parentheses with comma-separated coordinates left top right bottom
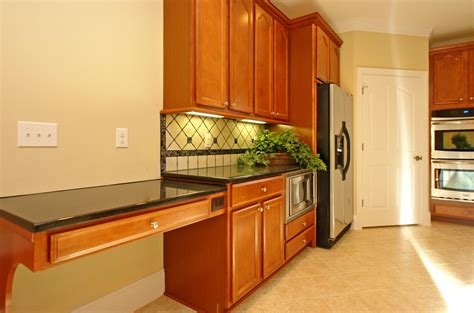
(433, 204, 474, 220)
(286, 209, 314, 240)
(50, 199, 210, 264)
(231, 176, 284, 208)
(285, 225, 314, 260)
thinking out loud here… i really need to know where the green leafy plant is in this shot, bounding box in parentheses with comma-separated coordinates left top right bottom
(238, 129, 326, 170)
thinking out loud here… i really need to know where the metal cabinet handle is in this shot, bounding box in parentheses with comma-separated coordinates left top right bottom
(265, 205, 270, 210)
(261, 187, 267, 192)
(231, 102, 236, 107)
(223, 101, 229, 108)
(257, 207, 264, 213)
(459, 98, 464, 101)
(301, 221, 307, 227)
(150, 221, 159, 230)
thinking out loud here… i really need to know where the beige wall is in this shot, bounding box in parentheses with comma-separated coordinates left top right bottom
(1, 1, 164, 312)
(338, 31, 429, 222)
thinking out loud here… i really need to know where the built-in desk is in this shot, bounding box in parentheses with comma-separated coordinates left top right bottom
(0, 179, 226, 313)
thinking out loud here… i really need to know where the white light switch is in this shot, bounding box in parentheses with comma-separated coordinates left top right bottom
(204, 133, 213, 148)
(116, 128, 128, 148)
(18, 121, 57, 147)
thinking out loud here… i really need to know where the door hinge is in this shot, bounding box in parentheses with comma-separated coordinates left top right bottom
(361, 199, 364, 207)
(362, 85, 368, 95)
(362, 143, 365, 151)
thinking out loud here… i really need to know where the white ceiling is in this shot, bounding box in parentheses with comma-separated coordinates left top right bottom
(271, 0, 474, 40)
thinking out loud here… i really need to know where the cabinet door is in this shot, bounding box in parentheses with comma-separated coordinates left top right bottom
(433, 50, 468, 106)
(329, 40, 340, 85)
(232, 204, 262, 302)
(273, 20, 289, 121)
(262, 197, 285, 278)
(195, 0, 229, 109)
(254, 4, 274, 118)
(229, 0, 254, 114)
(469, 49, 474, 105)
(316, 27, 330, 82)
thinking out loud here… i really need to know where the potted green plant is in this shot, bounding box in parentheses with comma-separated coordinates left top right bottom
(238, 129, 326, 170)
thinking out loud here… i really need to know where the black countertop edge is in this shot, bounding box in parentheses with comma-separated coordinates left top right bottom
(0, 187, 226, 233)
(161, 166, 302, 184)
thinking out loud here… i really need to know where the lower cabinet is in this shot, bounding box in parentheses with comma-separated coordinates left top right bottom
(231, 196, 285, 303)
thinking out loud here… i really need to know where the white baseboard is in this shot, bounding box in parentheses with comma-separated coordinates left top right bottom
(72, 270, 165, 313)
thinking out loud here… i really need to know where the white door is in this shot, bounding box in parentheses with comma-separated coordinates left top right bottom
(359, 69, 428, 227)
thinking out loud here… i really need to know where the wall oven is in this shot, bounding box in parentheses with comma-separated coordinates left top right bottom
(285, 169, 316, 223)
(432, 160, 474, 202)
(431, 109, 474, 160)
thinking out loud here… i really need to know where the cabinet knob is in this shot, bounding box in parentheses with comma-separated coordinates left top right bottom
(275, 112, 280, 116)
(150, 221, 159, 230)
(302, 239, 307, 244)
(257, 207, 264, 213)
(261, 187, 267, 193)
(470, 97, 474, 101)
(265, 205, 270, 210)
(231, 102, 236, 107)
(271, 112, 275, 116)
(223, 101, 229, 108)
(459, 98, 464, 101)
(301, 221, 307, 227)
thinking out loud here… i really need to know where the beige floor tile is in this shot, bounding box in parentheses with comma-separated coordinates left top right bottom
(272, 277, 315, 300)
(283, 298, 333, 313)
(135, 296, 195, 313)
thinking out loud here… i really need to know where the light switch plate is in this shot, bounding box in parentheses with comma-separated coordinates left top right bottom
(116, 128, 128, 148)
(18, 121, 57, 147)
(204, 133, 213, 148)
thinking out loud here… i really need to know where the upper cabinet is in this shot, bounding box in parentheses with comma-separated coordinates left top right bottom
(229, 0, 254, 114)
(254, 4, 274, 118)
(316, 27, 330, 83)
(273, 19, 289, 120)
(195, 0, 229, 109)
(430, 42, 474, 110)
(329, 40, 340, 85)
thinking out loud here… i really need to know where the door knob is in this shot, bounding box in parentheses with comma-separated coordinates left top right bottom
(414, 156, 423, 161)
(261, 187, 267, 193)
(257, 207, 264, 213)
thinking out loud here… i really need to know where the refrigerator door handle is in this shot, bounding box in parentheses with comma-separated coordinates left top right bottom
(342, 121, 351, 181)
(335, 134, 345, 170)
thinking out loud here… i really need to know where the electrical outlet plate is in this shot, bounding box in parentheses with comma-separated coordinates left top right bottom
(18, 121, 58, 147)
(116, 128, 128, 148)
(204, 133, 213, 148)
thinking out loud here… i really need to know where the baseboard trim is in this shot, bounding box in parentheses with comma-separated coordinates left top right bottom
(72, 270, 165, 313)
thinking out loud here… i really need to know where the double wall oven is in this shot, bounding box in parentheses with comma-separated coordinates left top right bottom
(431, 109, 474, 202)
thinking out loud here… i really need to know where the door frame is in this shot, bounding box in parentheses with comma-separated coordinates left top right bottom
(354, 67, 430, 229)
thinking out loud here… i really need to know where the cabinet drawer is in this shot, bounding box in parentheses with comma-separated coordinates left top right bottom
(286, 209, 314, 240)
(285, 225, 314, 260)
(50, 199, 210, 264)
(434, 204, 474, 220)
(231, 176, 284, 208)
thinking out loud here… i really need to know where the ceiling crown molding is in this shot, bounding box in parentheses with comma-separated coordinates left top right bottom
(335, 18, 433, 37)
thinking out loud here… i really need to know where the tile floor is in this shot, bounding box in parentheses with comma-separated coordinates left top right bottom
(136, 221, 474, 313)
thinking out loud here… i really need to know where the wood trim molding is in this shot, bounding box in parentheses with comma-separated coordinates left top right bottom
(429, 41, 474, 54)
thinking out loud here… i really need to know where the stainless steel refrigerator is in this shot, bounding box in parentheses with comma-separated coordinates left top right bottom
(316, 84, 353, 248)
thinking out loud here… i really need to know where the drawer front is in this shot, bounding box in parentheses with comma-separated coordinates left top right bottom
(231, 176, 284, 208)
(50, 199, 210, 264)
(434, 204, 474, 220)
(286, 209, 314, 240)
(285, 225, 314, 260)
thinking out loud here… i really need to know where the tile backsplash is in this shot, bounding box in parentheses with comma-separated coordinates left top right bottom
(161, 113, 264, 172)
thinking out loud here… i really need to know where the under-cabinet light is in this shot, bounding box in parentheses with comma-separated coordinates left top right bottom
(186, 111, 224, 119)
(240, 119, 267, 124)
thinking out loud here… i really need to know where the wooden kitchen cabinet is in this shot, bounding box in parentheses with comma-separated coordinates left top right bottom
(273, 19, 289, 121)
(231, 203, 263, 303)
(195, 0, 229, 109)
(229, 0, 254, 114)
(316, 27, 330, 83)
(329, 40, 340, 85)
(469, 49, 474, 104)
(254, 4, 274, 118)
(262, 196, 285, 278)
(429, 42, 474, 110)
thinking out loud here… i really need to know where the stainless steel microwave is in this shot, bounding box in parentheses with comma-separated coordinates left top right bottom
(285, 169, 317, 223)
(432, 159, 474, 202)
(431, 117, 474, 160)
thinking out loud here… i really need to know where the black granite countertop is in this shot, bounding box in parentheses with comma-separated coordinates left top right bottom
(162, 164, 301, 184)
(0, 179, 226, 232)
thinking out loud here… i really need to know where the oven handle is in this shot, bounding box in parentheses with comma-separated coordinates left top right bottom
(432, 160, 474, 165)
(434, 168, 440, 189)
